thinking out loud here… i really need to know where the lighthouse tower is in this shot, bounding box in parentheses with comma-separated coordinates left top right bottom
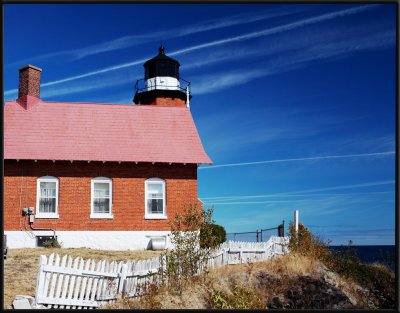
(133, 46, 191, 107)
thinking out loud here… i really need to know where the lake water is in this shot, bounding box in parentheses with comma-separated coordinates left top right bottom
(330, 245, 396, 271)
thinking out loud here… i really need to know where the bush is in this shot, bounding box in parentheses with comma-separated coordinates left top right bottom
(324, 242, 395, 308)
(158, 205, 219, 295)
(288, 222, 330, 261)
(200, 223, 226, 249)
(42, 237, 62, 248)
(288, 224, 395, 308)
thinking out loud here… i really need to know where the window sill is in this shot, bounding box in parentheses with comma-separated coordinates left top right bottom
(35, 214, 59, 219)
(145, 215, 167, 220)
(90, 214, 114, 219)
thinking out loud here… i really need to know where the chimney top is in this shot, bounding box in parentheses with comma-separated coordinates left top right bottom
(17, 64, 42, 109)
(19, 64, 42, 72)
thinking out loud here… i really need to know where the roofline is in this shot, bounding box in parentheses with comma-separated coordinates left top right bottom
(8, 99, 192, 108)
(5, 158, 211, 165)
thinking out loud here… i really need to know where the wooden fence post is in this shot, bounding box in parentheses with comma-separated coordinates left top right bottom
(35, 255, 47, 304)
(118, 263, 128, 296)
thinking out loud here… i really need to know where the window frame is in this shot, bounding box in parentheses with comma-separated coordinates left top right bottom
(144, 178, 167, 220)
(36, 176, 59, 219)
(90, 177, 113, 219)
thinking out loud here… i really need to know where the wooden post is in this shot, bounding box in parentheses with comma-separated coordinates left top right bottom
(118, 264, 128, 296)
(35, 255, 47, 304)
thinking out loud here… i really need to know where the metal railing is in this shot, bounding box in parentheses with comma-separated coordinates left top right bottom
(134, 78, 191, 95)
(227, 221, 285, 243)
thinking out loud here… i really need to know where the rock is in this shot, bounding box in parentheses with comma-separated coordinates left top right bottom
(256, 271, 281, 289)
(13, 298, 32, 309)
(266, 275, 354, 310)
(12, 295, 49, 309)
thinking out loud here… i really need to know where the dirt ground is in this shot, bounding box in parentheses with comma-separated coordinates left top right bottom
(3, 248, 162, 309)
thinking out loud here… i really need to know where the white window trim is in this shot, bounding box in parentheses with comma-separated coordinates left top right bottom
(90, 177, 113, 219)
(36, 176, 59, 219)
(145, 178, 167, 220)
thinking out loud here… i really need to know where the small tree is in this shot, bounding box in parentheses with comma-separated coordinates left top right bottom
(288, 222, 330, 260)
(200, 223, 226, 249)
(158, 204, 219, 295)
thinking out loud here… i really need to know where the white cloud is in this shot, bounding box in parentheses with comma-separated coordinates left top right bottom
(4, 4, 382, 97)
(7, 7, 303, 67)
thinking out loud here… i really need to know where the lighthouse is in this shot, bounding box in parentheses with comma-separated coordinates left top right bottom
(133, 46, 191, 107)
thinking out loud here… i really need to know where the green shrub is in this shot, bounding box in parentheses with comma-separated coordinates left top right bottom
(200, 223, 226, 249)
(158, 205, 218, 295)
(42, 237, 62, 248)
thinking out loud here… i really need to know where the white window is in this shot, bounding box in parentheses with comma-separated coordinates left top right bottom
(145, 178, 167, 219)
(91, 177, 113, 219)
(36, 176, 59, 218)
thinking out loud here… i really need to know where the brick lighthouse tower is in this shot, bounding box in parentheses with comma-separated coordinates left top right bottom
(133, 46, 191, 107)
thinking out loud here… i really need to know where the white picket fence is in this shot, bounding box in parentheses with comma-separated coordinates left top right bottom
(35, 236, 289, 309)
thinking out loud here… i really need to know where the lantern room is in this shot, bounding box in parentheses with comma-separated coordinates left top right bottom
(133, 46, 191, 107)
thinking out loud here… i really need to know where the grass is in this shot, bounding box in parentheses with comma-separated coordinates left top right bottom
(104, 254, 338, 309)
(3, 248, 162, 309)
(105, 251, 395, 310)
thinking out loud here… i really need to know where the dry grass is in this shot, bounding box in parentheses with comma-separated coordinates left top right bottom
(105, 254, 335, 310)
(106, 253, 377, 310)
(3, 248, 162, 309)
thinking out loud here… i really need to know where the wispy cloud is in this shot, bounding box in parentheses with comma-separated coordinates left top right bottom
(201, 180, 395, 200)
(40, 72, 136, 98)
(192, 28, 394, 94)
(170, 4, 380, 56)
(6, 7, 302, 67)
(4, 4, 381, 97)
(201, 191, 393, 202)
(199, 151, 394, 170)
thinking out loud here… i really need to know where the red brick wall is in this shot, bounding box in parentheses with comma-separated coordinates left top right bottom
(4, 160, 200, 231)
(147, 97, 186, 107)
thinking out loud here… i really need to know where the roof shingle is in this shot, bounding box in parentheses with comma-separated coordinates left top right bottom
(4, 100, 212, 164)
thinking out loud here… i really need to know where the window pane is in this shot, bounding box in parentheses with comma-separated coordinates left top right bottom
(40, 182, 56, 198)
(148, 199, 163, 214)
(148, 183, 163, 198)
(94, 182, 110, 197)
(93, 198, 110, 213)
(39, 198, 56, 213)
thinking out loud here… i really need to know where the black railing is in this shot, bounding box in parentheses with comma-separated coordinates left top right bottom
(134, 78, 191, 95)
(227, 221, 285, 242)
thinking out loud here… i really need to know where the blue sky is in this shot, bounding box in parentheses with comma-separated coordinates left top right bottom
(4, 4, 396, 245)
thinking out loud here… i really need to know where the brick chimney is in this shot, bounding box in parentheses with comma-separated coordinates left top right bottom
(17, 65, 42, 109)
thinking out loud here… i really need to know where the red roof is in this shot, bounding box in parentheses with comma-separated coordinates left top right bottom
(4, 99, 212, 164)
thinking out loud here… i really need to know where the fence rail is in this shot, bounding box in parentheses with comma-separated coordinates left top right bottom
(227, 222, 285, 242)
(35, 236, 289, 309)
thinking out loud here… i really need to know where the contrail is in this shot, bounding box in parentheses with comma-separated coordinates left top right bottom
(200, 180, 395, 200)
(200, 191, 393, 202)
(199, 151, 395, 170)
(170, 4, 380, 57)
(3, 4, 379, 96)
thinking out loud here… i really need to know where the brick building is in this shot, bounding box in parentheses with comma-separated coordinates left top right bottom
(4, 47, 212, 250)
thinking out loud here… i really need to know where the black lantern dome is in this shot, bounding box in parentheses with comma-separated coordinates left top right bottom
(144, 46, 180, 80)
(133, 46, 191, 106)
